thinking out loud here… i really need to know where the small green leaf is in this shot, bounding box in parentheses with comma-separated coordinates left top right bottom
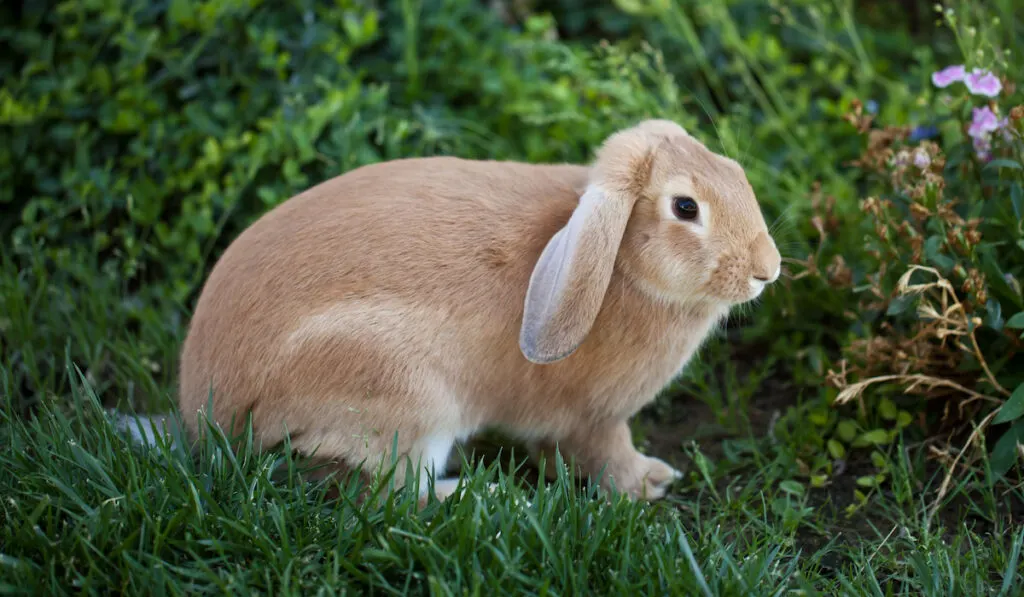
(990, 420, 1024, 480)
(896, 411, 914, 429)
(836, 420, 858, 442)
(870, 451, 887, 470)
(886, 294, 916, 316)
(1006, 312, 1024, 329)
(982, 251, 1024, 309)
(986, 299, 1004, 331)
(810, 474, 828, 488)
(929, 251, 956, 271)
(168, 0, 195, 26)
(856, 475, 878, 488)
(780, 480, 805, 496)
(993, 383, 1024, 425)
(853, 429, 890, 447)
(827, 439, 846, 460)
(879, 398, 898, 420)
(984, 158, 1023, 171)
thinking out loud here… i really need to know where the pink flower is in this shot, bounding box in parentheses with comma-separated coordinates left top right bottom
(973, 135, 992, 161)
(968, 106, 1000, 138)
(964, 69, 1002, 97)
(966, 107, 1013, 161)
(932, 64, 965, 88)
(931, 65, 1003, 97)
(913, 150, 931, 169)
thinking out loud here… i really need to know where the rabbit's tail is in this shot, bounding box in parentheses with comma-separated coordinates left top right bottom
(108, 410, 179, 449)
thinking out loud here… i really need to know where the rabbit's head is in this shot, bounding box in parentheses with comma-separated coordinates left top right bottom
(520, 119, 781, 364)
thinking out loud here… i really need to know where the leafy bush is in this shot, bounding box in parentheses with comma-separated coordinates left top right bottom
(781, 3, 1024, 506)
(0, 0, 701, 401)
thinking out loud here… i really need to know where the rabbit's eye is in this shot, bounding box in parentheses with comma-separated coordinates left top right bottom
(672, 196, 699, 221)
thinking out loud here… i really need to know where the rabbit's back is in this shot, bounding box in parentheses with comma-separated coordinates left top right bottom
(177, 157, 588, 439)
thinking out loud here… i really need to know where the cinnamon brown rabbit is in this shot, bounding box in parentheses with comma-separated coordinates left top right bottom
(177, 119, 781, 502)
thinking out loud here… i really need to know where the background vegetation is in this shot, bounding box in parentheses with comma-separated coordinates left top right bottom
(2, 0, 1023, 594)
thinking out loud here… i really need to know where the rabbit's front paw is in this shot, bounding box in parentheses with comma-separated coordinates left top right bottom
(627, 455, 682, 500)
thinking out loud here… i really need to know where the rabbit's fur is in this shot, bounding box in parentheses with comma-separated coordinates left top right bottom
(178, 119, 781, 501)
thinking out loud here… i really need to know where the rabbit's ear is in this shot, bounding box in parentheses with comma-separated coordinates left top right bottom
(519, 183, 636, 364)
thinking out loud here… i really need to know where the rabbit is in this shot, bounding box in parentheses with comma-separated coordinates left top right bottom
(177, 118, 782, 503)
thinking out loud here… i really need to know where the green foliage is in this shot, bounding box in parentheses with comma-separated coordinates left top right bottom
(0, 0, 697, 401)
(4, 1, 382, 300)
(0, 0, 701, 305)
(799, 1, 1024, 489)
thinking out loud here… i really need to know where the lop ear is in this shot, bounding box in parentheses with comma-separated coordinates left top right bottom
(519, 183, 637, 364)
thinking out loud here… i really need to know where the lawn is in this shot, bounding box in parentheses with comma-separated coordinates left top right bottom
(2, 0, 1024, 594)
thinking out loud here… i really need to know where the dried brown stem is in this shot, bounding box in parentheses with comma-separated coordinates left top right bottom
(926, 409, 1000, 528)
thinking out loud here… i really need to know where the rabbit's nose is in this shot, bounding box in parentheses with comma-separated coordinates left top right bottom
(750, 232, 781, 283)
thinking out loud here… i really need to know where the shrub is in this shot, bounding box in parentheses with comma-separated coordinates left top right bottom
(0, 0, 699, 402)
(788, 3, 1024, 506)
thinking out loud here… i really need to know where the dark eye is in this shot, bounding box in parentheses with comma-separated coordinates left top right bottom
(671, 196, 699, 221)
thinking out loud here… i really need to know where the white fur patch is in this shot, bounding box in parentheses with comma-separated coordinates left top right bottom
(110, 412, 177, 449)
(414, 432, 461, 497)
(420, 433, 456, 476)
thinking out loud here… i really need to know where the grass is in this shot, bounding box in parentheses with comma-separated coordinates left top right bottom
(2, 347, 1022, 595)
